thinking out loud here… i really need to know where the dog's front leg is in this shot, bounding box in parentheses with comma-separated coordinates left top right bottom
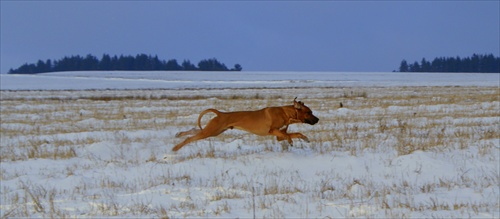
(269, 129, 293, 145)
(270, 127, 308, 144)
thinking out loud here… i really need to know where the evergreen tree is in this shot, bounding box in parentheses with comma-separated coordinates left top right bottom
(198, 58, 228, 71)
(99, 54, 112, 70)
(45, 59, 52, 72)
(153, 55, 165, 70)
(181, 60, 197, 71)
(420, 58, 431, 72)
(118, 55, 134, 70)
(409, 61, 420, 72)
(110, 55, 119, 70)
(135, 54, 150, 70)
(461, 57, 472, 72)
(83, 54, 99, 70)
(8, 54, 242, 73)
(166, 59, 181, 70)
(35, 60, 46, 73)
(231, 64, 242, 71)
(399, 60, 409, 72)
(398, 54, 499, 73)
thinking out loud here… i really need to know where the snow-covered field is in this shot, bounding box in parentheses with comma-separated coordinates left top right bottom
(1, 71, 499, 90)
(1, 71, 499, 218)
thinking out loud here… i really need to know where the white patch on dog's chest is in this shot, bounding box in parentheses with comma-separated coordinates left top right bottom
(279, 124, 288, 131)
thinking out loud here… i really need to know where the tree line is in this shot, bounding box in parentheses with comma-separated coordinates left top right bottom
(8, 54, 242, 74)
(398, 53, 499, 73)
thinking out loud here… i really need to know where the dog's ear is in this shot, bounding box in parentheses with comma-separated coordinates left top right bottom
(293, 97, 302, 109)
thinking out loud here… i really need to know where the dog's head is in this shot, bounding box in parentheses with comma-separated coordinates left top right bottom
(293, 98, 319, 125)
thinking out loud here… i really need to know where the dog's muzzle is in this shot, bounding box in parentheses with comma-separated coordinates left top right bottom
(305, 116, 319, 125)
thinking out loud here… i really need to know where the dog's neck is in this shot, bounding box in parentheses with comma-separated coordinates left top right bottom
(293, 108, 300, 121)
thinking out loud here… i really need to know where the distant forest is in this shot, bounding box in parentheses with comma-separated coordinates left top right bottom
(397, 54, 499, 73)
(8, 54, 242, 74)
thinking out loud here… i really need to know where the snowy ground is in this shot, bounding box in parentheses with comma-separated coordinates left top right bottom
(1, 71, 499, 218)
(1, 71, 499, 90)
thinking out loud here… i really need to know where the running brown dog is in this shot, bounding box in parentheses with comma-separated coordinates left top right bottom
(172, 98, 319, 151)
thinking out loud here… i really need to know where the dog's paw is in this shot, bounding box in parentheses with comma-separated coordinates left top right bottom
(298, 135, 310, 143)
(280, 141, 291, 151)
(302, 137, 310, 143)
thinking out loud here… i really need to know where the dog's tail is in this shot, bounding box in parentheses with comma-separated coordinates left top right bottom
(197, 108, 221, 130)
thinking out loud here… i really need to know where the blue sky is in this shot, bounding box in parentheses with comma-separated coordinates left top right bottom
(1, 1, 498, 73)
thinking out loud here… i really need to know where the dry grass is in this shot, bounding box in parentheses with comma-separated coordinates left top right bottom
(1, 86, 498, 160)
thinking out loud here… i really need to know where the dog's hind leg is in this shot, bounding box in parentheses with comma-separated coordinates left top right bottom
(172, 132, 207, 151)
(172, 117, 229, 152)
